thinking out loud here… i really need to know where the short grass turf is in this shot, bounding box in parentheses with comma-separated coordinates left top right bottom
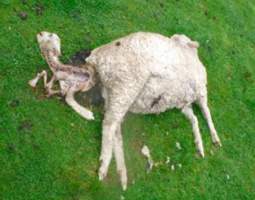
(1, 0, 255, 199)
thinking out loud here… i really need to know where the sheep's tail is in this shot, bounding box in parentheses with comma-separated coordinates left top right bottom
(171, 34, 200, 49)
(85, 53, 97, 66)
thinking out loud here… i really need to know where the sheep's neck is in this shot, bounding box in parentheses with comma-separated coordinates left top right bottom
(43, 50, 98, 84)
(44, 51, 65, 72)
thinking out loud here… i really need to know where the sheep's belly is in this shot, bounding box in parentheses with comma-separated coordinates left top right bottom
(129, 76, 199, 114)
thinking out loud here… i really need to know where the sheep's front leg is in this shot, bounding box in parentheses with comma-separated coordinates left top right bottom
(65, 90, 94, 120)
(28, 70, 47, 88)
(198, 96, 222, 146)
(45, 75, 55, 89)
(182, 105, 204, 157)
(29, 71, 60, 97)
(44, 74, 62, 97)
(45, 75, 60, 97)
(114, 125, 127, 190)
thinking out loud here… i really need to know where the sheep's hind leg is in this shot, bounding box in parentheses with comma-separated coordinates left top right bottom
(182, 105, 205, 157)
(197, 96, 221, 147)
(98, 112, 120, 181)
(98, 71, 149, 186)
(99, 87, 145, 183)
(99, 87, 128, 187)
(114, 125, 127, 190)
(98, 100, 135, 183)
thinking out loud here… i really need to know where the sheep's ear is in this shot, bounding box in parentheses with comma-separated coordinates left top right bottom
(188, 41, 199, 48)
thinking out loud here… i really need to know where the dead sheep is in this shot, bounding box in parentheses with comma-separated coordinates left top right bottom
(84, 32, 222, 190)
(30, 31, 222, 190)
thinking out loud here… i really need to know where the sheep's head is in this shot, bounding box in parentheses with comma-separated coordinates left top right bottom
(171, 34, 199, 49)
(37, 31, 61, 57)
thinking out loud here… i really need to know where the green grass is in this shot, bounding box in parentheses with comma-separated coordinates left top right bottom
(1, 0, 255, 199)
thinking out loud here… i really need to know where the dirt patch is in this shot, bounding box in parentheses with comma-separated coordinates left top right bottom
(76, 84, 104, 106)
(18, 120, 33, 132)
(34, 3, 44, 16)
(244, 72, 252, 82)
(18, 11, 28, 20)
(68, 49, 91, 66)
(9, 99, 20, 108)
(69, 50, 104, 106)
(6, 143, 16, 153)
(171, 122, 179, 129)
(21, 0, 27, 4)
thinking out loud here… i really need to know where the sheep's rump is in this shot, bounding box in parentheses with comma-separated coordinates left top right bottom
(87, 32, 208, 114)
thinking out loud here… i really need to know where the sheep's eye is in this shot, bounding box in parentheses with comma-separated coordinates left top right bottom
(49, 33, 53, 37)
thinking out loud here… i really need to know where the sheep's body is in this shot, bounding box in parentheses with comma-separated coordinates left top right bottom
(88, 32, 206, 114)
(86, 32, 221, 190)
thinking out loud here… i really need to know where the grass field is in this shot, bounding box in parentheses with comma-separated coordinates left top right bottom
(1, 0, 255, 199)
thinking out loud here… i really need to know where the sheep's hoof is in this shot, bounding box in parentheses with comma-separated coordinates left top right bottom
(213, 140, 222, 148)
(197, 150, 205, 158)
(118, 170, 127, 191)
(98, 159, 108, 181)
(45, 92, 54, 98)
(122, 183, 127, 191)
(80, 110, 94, 121)
(28, 80, 37, 88)
(85, 111, 95, 120)
(98, 168, 107, 181)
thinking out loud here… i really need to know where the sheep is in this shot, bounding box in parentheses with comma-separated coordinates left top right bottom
(29, 31, 96, 120)
(84, 32, 221, 190)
